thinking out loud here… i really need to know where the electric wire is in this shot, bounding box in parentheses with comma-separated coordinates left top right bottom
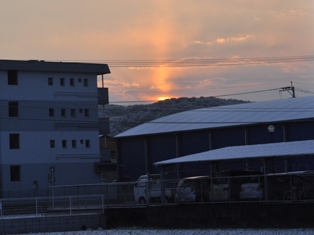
(57, 55, 314, 68)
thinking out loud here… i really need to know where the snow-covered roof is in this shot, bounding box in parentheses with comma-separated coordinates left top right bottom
(115, 96, 314, 138)
(154, 140, 314, 166)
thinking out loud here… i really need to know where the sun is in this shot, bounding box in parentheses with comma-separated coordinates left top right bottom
(158, 97, 170, 101)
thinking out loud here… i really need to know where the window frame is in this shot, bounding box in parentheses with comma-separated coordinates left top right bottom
(85, 139, 90, 148)
(9, 133, 20, 149)
(61, 109, 66, 117)
(50, 140, 55, 148)
(8, 101, 19, 117)
(70, 109, 76, 117)
(8, 70, 18, 85)
(70, 78, 75, 86)
(10, 165, 21, 181)
(72, 140, 77, 148)
(62, 140, 67, 148)
(84, 109, 89, 117)
(49, 108, 54, 117)
(83, 78, 88, 87)
(48, 77, 53, 86)
(60, 78, 65, 86)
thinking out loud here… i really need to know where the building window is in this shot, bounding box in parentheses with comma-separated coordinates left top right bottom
(80, 139, 84, 144)
(49, 108, 54, 117)
(50, 140, 55, 148)
(9, 102, 19, 117)
(70, 109, 76, 117)
(60, 78, 65, 86)
(83, 78, 88, 87)
(85, 139, 90, 148)
(78, 78, 82, 83)
(9, 133, 20, 149)
(61, 109, 66, 117)
(72, 140, 77, 148)
(70, 78, 75, 86)
(10, 165, 20, 181)
(8, 70, 18, 85)
(62, 140, 67, 148)
(48, 77, 53, 86)
(84, 109, 89, 117)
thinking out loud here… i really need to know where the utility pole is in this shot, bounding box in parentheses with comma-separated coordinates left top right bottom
(279, 81, 295, 98)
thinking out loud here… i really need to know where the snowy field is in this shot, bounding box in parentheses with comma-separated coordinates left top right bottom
(13, 228, 314, 235)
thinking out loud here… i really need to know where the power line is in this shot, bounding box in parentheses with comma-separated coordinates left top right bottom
(108, 86, 301, 104)
(106, 55, 314, 68)
(59, 55, 314, 68)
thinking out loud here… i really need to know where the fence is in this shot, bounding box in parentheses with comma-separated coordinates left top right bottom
(0, 195, 108, 219)
(2, 171, 314, 218)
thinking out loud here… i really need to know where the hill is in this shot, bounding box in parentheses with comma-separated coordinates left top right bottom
(100, 97, 249, 137)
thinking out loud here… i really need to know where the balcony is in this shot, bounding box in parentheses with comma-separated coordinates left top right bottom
(99, 117, 110, 135)
(98, 88, 109, 105)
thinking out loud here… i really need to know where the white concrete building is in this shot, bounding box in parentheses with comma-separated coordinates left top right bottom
(0, 60, 111, 197)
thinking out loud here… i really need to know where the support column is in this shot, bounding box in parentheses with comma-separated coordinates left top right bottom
(144, 138, 149, 174)
(244, 128, 250, 170)
(175, 134, 180, 178)
(263, 159, 269, 201)
(160, 167, 165, 203)
(208, 131, 213, 150)
(282, 124, 289, 171)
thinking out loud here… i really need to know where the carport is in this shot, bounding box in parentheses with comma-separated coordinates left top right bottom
(154, 139, 314, 202)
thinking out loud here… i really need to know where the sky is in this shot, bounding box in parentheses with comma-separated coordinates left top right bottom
(1, 1, 314, 103)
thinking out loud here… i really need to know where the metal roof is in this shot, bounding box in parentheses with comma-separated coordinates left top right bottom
(116, 96, 314, 138)
(154, 139, 314, 166)
(0, 60, 110, 75)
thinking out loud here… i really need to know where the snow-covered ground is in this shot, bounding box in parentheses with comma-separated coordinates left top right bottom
(13, 228, 314, 235)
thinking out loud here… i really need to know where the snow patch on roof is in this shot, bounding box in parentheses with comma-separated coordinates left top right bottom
(116, 96, 314, 138)
(154, 140, 314, 166)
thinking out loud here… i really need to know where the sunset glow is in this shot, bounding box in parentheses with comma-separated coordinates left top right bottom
(158, 97, 170, 101)
(1, 1, 313, 103)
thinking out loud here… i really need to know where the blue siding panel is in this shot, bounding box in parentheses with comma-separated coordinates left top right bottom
(287, 121, 314, 141)
(178, 131, 209, 156)
(118, 137, 145, 181)
(212, 127, 245, 149)
(147, 134, 176, 174)
(248, 124, 284, 145)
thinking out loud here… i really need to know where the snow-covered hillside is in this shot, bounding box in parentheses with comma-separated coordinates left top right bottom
(99, 96, 249, 137)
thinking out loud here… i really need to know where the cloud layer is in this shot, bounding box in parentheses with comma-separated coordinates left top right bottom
(1, 0, 313, 102)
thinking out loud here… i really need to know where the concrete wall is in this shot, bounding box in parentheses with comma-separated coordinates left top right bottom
(105, 203, 314, 229)
(0, 214, 106, 234)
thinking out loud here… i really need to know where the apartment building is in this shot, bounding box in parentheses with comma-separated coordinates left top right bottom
(0, 60, 110, 197)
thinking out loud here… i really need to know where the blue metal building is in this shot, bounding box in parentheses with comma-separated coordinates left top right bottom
(115, 96, 314, 181)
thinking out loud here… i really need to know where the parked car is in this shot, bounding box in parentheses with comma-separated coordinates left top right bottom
(239, 171, 314, 201)
(209, 170, 263, 201)
(134, 174, 173, 203)
(239, 175, 264, 200)
(175, 171, 259, 203)
(175, 176, 211, 203)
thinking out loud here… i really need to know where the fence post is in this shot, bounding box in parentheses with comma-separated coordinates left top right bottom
(35, 198, 38, 215)
(105, 183, 108, 207)
(102, 194, 104, 213)
(69, 196, 72, 215)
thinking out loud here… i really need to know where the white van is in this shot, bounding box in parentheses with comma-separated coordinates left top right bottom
(134, 174, 173, 203)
